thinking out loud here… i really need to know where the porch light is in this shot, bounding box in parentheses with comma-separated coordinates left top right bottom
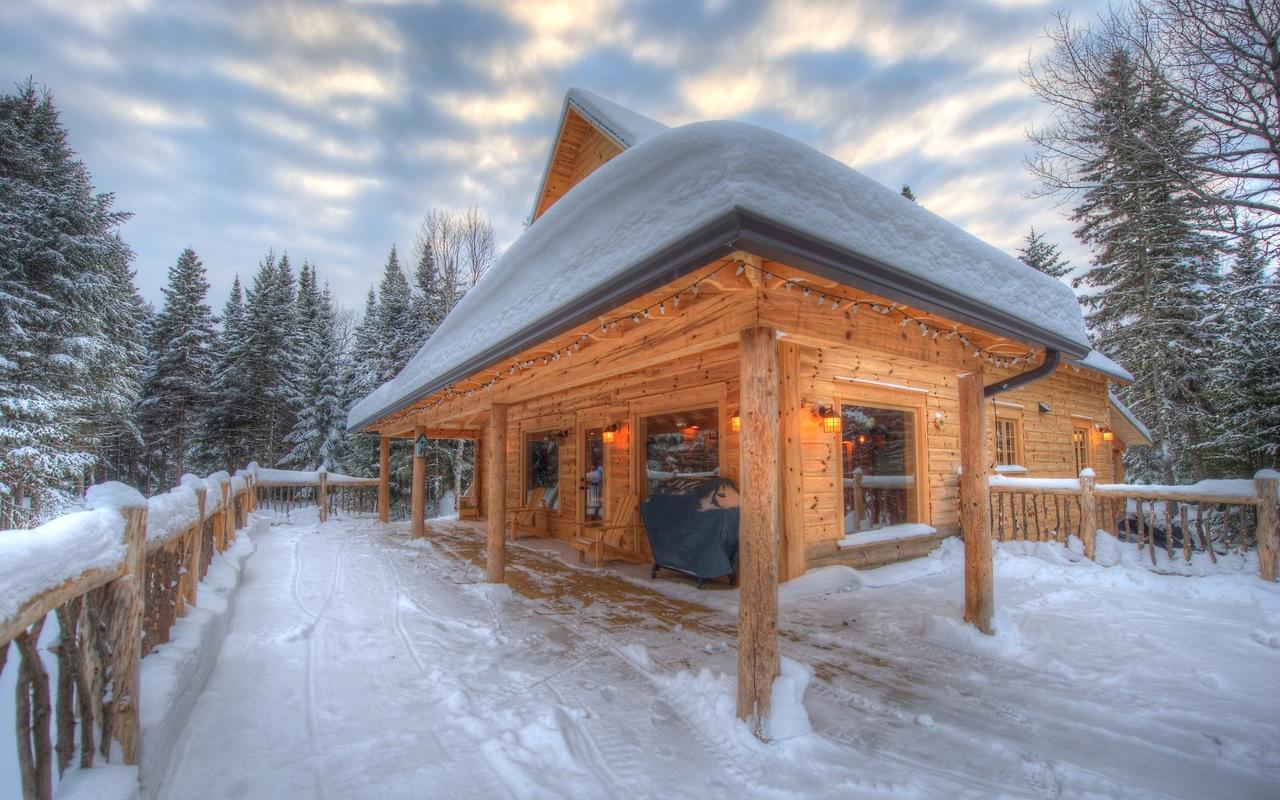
(602, 423, 618, 444)
(730, 415, 740, 433)
(856, 434, 868, 445)
(1101, 428, 1114, 442)
(817, 405, 840, 434)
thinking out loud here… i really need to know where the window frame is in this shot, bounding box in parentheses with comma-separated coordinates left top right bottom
(635, 403, 723, 499)
(521, 427, 563, 510)
(835, 392, 930, 532)
(993, 407, 1025, 469)
(1071, 419, 1093, 476)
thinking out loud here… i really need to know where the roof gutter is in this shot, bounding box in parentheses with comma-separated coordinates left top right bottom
(983, 349, 1061, 398)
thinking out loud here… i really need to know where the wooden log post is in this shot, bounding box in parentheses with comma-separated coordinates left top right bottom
(104, 500, 147, 765)
(736, 326, 781, 734)
(958, 370, 994, 635)
(778, 340, 805, 581)
(411, 425, 427, 538)
(378, 434, 391, 524)
(317, 470, 329, 524)
(221, 481, 234, 546)
(1255, 470, 1279, 581)
(472, 438, 484, 520)
(486, 405, 508, 583)
(186, 487, 207, 606)
(1079, 468, 1098, 560)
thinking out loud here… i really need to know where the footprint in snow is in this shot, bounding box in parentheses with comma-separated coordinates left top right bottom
(275, 623, 314, 642)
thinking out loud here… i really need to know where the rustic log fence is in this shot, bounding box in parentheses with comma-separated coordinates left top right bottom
(0, 465, 375, 799)
(986, 469, 1280, 580)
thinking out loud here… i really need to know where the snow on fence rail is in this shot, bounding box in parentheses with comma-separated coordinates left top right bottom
(983, 469, 1280, 579)
(254, 468, 379, 519)
(0, 465, 375, 800)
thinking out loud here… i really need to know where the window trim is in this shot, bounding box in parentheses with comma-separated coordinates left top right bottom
(521, 427, 563, 510)
(993, 408, 1025, 469)
(1071, 420, 1093, 476)
(635, 403, 724, 499)
(835, 391, 930, 531)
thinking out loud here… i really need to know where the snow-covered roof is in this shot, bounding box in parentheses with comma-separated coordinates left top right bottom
(1109, 392, 1154, 446)
(566, 88, 669, 148)
(1071, 350, 1134, 383)
(349, 108, 1092, 431)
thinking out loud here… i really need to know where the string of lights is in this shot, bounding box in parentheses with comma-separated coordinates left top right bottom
(414, 259, 1039, 412)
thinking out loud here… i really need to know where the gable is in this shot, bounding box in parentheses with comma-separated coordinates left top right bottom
(532, 107, 624, 222)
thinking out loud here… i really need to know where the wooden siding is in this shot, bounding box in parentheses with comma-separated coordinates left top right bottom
(533, 108, 624, 221)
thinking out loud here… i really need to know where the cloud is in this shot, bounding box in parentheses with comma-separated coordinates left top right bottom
(238, 107, 382, 164)
(274, 166, 381, 200)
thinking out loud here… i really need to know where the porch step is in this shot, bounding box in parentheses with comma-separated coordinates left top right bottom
(809, 531, 955, 570)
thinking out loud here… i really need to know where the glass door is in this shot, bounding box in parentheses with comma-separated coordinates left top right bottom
(581, 426, 605, 522)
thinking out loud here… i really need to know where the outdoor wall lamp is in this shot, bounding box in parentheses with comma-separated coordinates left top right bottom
(816, 405, 840, 433)
(1101, 428, 1114, 442)
(602, 423, 619, 444)
(730, 415, 740, 433)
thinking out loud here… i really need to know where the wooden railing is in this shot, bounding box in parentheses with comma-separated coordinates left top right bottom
(985, 469, 1280, 580)
(253, 468, 380, 521)
(0, 465, 374, 799)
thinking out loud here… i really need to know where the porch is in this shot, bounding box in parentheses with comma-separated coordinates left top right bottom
(150, 512, 1280, 799)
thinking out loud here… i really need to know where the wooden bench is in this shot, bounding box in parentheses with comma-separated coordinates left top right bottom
(458, 481, 480, 520)
(571, 494, 643, 567)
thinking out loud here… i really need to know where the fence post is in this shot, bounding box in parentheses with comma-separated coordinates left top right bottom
(218, 481, 230, 551)
(187, 487, 206, 606)
(1079, 468, 1097, 560)
(318, 471, 329, 523)
(106, 500, 147, 765)
(1255, 470, 1279, 581)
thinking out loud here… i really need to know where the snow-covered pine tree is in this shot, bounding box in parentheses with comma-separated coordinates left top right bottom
(375, 246, 417, 382)
(336, 288, 382, 478)
(285, 275, 346, 470)
(1017, 227, 1071, 278)
(1070, 51, 1220, 483)
(1206, 229, 1280, 473)
(900, 185, 916, 202)
(239, 251, 301, 465)
(0, 81, 137, 524)
(137, 248, 216, 488)
(410, 241, 446, 339)
(198, 276, 257, 472)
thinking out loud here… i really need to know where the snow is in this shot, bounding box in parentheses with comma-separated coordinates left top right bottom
(252, 467, 375, 486)
(145, 516, 1279, 799)
(838, 522, 938, 548)
(776, 565, 861, 603)
(350, 119, 1090, 429)
(0, 507, 126, 625)
(1109, 390, 1154, 443)
(146, 484, 201, 546)
(1096, 478, 1260, 500)
(566, 88, 668, 148)
(85, 480, 146, 511)
(1072, 350, 1134, 382)
(990, 474, 1081, 491)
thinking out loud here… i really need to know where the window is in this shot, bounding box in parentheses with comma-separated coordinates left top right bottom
(525, 431, 560, 508)
(640, 407, 719, 496)
(582, 427, 605, 521)
(1071, 424, 1091, 475)
(995, 417, 1021, 467)
(840, 402, 920, 534)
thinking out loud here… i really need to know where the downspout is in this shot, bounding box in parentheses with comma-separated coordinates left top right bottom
(983, 350, 1061, 398)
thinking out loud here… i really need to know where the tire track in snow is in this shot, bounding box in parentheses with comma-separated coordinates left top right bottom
(299, 533, 347, 800)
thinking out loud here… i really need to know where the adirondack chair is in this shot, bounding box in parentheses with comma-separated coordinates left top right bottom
(458, 481, 480, 520)
(507, 486, 552, 540)
(571, 494, 643, 568)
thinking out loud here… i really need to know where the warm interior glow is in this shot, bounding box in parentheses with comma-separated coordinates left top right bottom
(822, 413, 840, 433)
(681, 425, 698, 442)
(602, 429, 615, 444)
(731, 415, 740, 433)
(1101, 429, 1114, 442)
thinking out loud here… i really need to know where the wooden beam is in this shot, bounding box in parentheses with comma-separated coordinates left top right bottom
(737, 326, 781, 734)
(778, 340, 806, 581)
(486, 404, 508, 583)
(410, 425, 426, 538)
(1256, 470, 1279, 581)
(378, 434, 390, 523)
(317, 471, 329, 523)
(958, 369, 994, 634)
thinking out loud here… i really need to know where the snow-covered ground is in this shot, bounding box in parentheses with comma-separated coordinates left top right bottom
(152, 512, 1280, 799)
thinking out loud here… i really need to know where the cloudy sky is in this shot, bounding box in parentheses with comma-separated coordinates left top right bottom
(1, 0, 1103, 311)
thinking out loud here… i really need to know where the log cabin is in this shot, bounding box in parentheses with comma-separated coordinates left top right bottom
(347, 88, 1152, 729)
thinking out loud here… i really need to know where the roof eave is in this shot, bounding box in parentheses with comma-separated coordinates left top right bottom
(348, 208, 1090, 432)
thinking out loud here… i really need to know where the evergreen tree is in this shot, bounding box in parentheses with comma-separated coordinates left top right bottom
(375, 246, 417, 383)
(285, 281, 345, 470)
(198, 276, 256, 472)
(241, 251, 300, 465)
(410, 241, 446, 337)
(900, 185, 916, 202)
(1017, 227, 1071, 278)
(137, 248, 216, 488)
(0, 81, 138, 524)
(1070, 51, 1219, 483)
(1207, 230, 1280, 473)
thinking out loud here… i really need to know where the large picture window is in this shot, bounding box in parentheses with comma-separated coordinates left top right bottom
(840, 403, 919, 534)
(641, 408, 719, 496)
(524, 431, 560, 508)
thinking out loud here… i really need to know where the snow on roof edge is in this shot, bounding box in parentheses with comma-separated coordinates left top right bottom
(1071, 350, 1134, 383)
(1109, 392, 1154, 446)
